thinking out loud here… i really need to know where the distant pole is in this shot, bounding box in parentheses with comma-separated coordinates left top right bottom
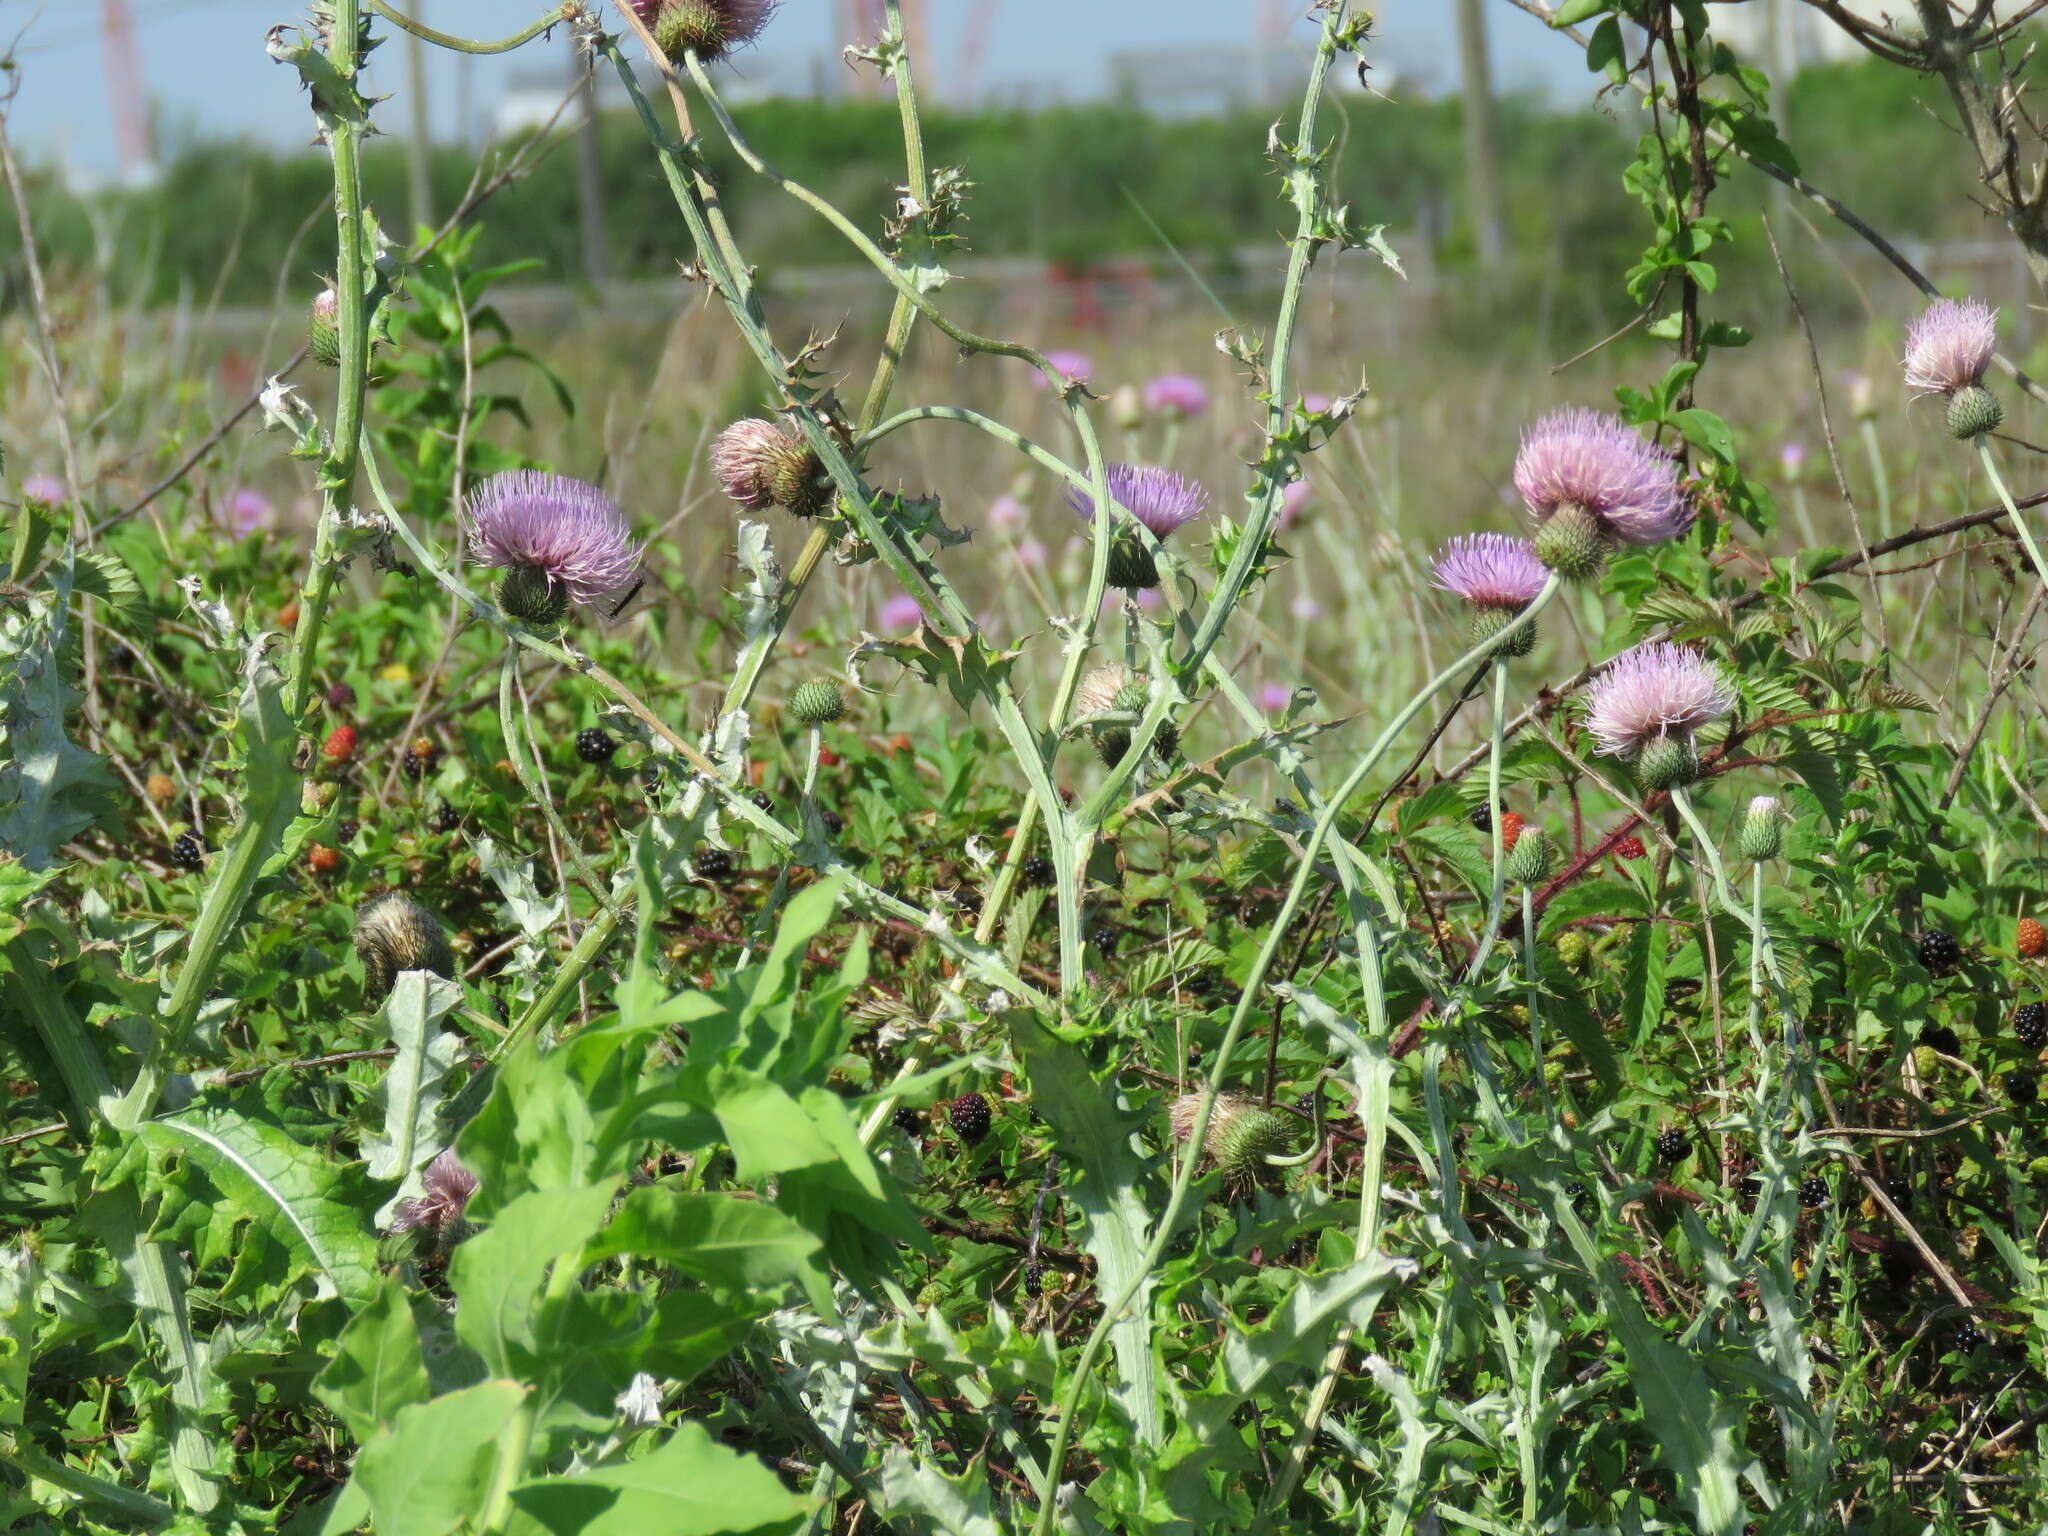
(98, 0, 155, 184)
(570, 33, 609, 285)
(403, 1, 433, 230)
(1454, 0, 1504, 267)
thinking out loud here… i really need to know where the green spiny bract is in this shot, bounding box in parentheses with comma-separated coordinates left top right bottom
(788, 679, 845, 726)
(1946, 384, 2003, 440)
(1633, 732, 1700, 793)
(1531, 504, 1608, 580)
(1170, 1093, 1295, 1196)
(1504, 825, 1556, 885)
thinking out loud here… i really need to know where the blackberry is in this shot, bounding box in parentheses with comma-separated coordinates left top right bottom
(1653, 1128, 1690, 1164)
(1086, 924, 1118, 955)
(1916, 929, 1962, 974)
(429, 804, 460, 835)
(820, 809, 845, 837)
(575, 728, 616, 765)
(1954, 1318, 1984, 1353)
(948, 885, 983, 917)
(695, 848, 735, 881)
(2015, 1002, 2048, 1050)
(1022, 1259, 1044, 1298)
(325, 681, 357, 710)
(1738, 1175, 1763, 1206)
(1920, 1023, 1963, 1057)
(891, 1105, 924, 1139)
(1881, 1176, 1912, 1209)
(751, 790, 774, 813)
(948, 1091, 992, 1144)
(640, 762, 665, 791)
(170, 832, 205, 871)
(2007, 1071, 2039, 1107)
(1021, 855, 1054, 888)
(338, 818, 362, 842)
(1468, 802, 1492, 833)
(401, 738, 438, 781)
(1798, 1175, 1830, 1209)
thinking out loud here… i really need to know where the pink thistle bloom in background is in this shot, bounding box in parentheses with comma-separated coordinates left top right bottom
(1260, 684, 1293, 711)
(1513, 408, 1692, 548)
(1778, 441, 1806, 478)
(225, 488, 273, 535)
(389, 1147, 477, 1236)
(1067, 465, 1208, 541)
(20, 475, 64, 505)
(1582, 641, 1733, 761)
(1143, 373, 1209, 419)
(1015, 537, 1047, 569)
(1035, 349, 1093, 389)
(1100, 588, 1163, 614)
(1277, 479, 1312, 529)
(1430, 533, 1547, 611)
(878, 592, 924, 632)
(466, 469, 642, 614)
(1290, 593, 1323, 621)
(1903, 298, 1997, 396)
(988, 494, 1026, 529)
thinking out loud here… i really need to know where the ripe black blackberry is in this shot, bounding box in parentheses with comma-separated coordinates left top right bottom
(575, 728, 616, 765)
(948, 885, 983, 917)
(1798, 1175, 1830, 1209)
(640, 763, 664, 791)
(1086, 924, 1118, 956)
(1881, 1176, 1911, 1209)
(1653, 1128, 1690, 1164)
(1468, 802, 1493, 833)
(170, 831, 205, 871)
(1919, 1023, 1963, 1057)
(2015, 1002, 2048, 1050)
(891, 1105, 924, 1139)
(695, 848, 735, 881)
(1954, 1318, 1984, 1352)
(820, 809, 844, 837)
(750, 790, 773, 813)
(949, 1091, 992, 1144)
(1022, 1260, 1044, 1298)
(429, 804, 460, 835)
(337, 818, 362, 842)
(1021, 855, 1054, 888)
(1916, 929, 1962, 974)
(1738, 1175, 1763, 1206)
(2007, 1071, 2039, 1107)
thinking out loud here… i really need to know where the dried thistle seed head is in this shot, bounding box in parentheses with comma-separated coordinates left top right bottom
(1169, 1093, 1294, 1195)
(353, 892, 455, 1002)
(1074, 664, 1143, 719)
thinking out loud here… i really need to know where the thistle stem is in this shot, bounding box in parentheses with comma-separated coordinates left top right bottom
(1976, 435, 2048, 592)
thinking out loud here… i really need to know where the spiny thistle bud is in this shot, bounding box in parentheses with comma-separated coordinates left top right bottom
(1737, 795, 1785, 862)
(1111, 384, 1145, 433)
(1169, 1093, 1294, 1196)
(1531, 503, 1609, 581)
(1946, 384, 2003, 441)
(1075, 664, 1174, 767)
(353, 892, 456, 1002)
(787, 679, 845, 726)
(645, 0, 776, 61)
(1504, 825, 1556, 885)
(497, 562, 569, 628)
(309, 288, 341, 367)
(1633, 732, 1701, 793)
(1469, 603, 1536, 657)
(709, 418, 833, 518)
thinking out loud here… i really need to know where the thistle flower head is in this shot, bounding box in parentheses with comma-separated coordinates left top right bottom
(353, 892, 455, 1002)
(20, 475, 64, 506)
(710, 418, 830, 517)
(1068, 464, 1208, 541)
(1277, 479, 1312, 529)
(1075, 663, 1145, 718)
(225, 488, 273, 535)
(1144, 373, 1209, 419)
(1169, 1092, 1294, 1195)
(1903, 298, 1998, 396)
(1737, 794, 1785, 862)
(1036, 349, 1093, 388)
(1430, 533, 1548, 611)
(1513, 408, 1692, 552)
(1582, 641, 1734, 761)
(389, 1146, 477, 1236)
(465, 470, 642, 618)
(639, 0, 776, 59)
(878, 592, 924, 632)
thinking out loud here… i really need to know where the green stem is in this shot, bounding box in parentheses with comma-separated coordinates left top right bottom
(366, 0, 566, 54)
(1977, 436, 2048, 591)
(1522, 882, 1550, 1116)
(476, 1395, 536, 1534)
(1466, 659, 1513, 977)
(854, 0, 928, 432)
(1030, 575, 1558, 1525)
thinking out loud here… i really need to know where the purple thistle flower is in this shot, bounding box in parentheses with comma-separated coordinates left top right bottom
(389, 1146, 477, 1237)
(1903, 298, 1997, 396)
(1036, 350, 1093, 389)
(1068, 465, 1208, 541)
(20, 475, 64, 506)
(1582, 641, 1734, 760)
(1513, 409, 1692, 549)
(1143, 373, 1209, 419)
(636, 0, 777, 58)
(466, 470, 642, 618)
(1260, 683, 1293, 711)
(1430, 533, 1548, 612)
(710, 419, 784, 512)
(878, 592, 924, 632)
(225, 487, 273, 535)
(1015, 537, 1047, 569)
(1778, 441, 1807, 478)
(1277, 479, 1313, 529)
(989, 494, 1025, 529)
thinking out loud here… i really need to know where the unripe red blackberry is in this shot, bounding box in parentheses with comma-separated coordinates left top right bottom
(575, 728, 616, 765)
(1916, 929, 1962, 974)
(1797, 1174, 1830, 1209)
(1653, 1127, 1690, 1164)
(695, 847, 735, 881)
(2016, 1003, 2048, 1050)
(1498, 811, 1524, 853)
(326, 680, 357, 711)
(2020, 917, 2047, 959)
(322, 723, 357, 763)
(948, 1091, 993, 1143)
(1615, 835, 1646, 861)
(402, 737, 439, 781)
(1021, 855, 1054, 888)
(307, 843, 341, 874)
(170, 831, 205, 871)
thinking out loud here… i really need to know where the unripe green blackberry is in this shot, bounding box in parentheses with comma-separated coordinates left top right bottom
(1504, 825, 1556, 885)
(1169, 1093, 1293, 1196)
(1532, 504, 1608, 581)
(2014, 1002, 2047, 1050)
(948, 1091, 992, 1143)
(1634, 732, 1700, 793)
(788, 680, 845, 726)
(1555, 929, 1591, 971)
(170, 831, 205, 871)
(575, 728, 616, 765)
(498, 563, 569, 628)
(353, 892, 455, 1001)
(309, 288, 341, 367)
(1469, 604, 1537, 657)
(1946, 384, 2003, 441)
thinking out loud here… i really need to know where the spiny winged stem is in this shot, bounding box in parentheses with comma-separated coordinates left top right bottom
(1028, 577, 1560, 1524)
(1975, 436, 2048, 593)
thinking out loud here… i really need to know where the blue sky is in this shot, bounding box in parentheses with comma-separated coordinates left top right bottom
(3, 1, 1586, 177)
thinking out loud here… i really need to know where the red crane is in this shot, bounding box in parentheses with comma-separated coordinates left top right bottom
(99, 0, 154, 183)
